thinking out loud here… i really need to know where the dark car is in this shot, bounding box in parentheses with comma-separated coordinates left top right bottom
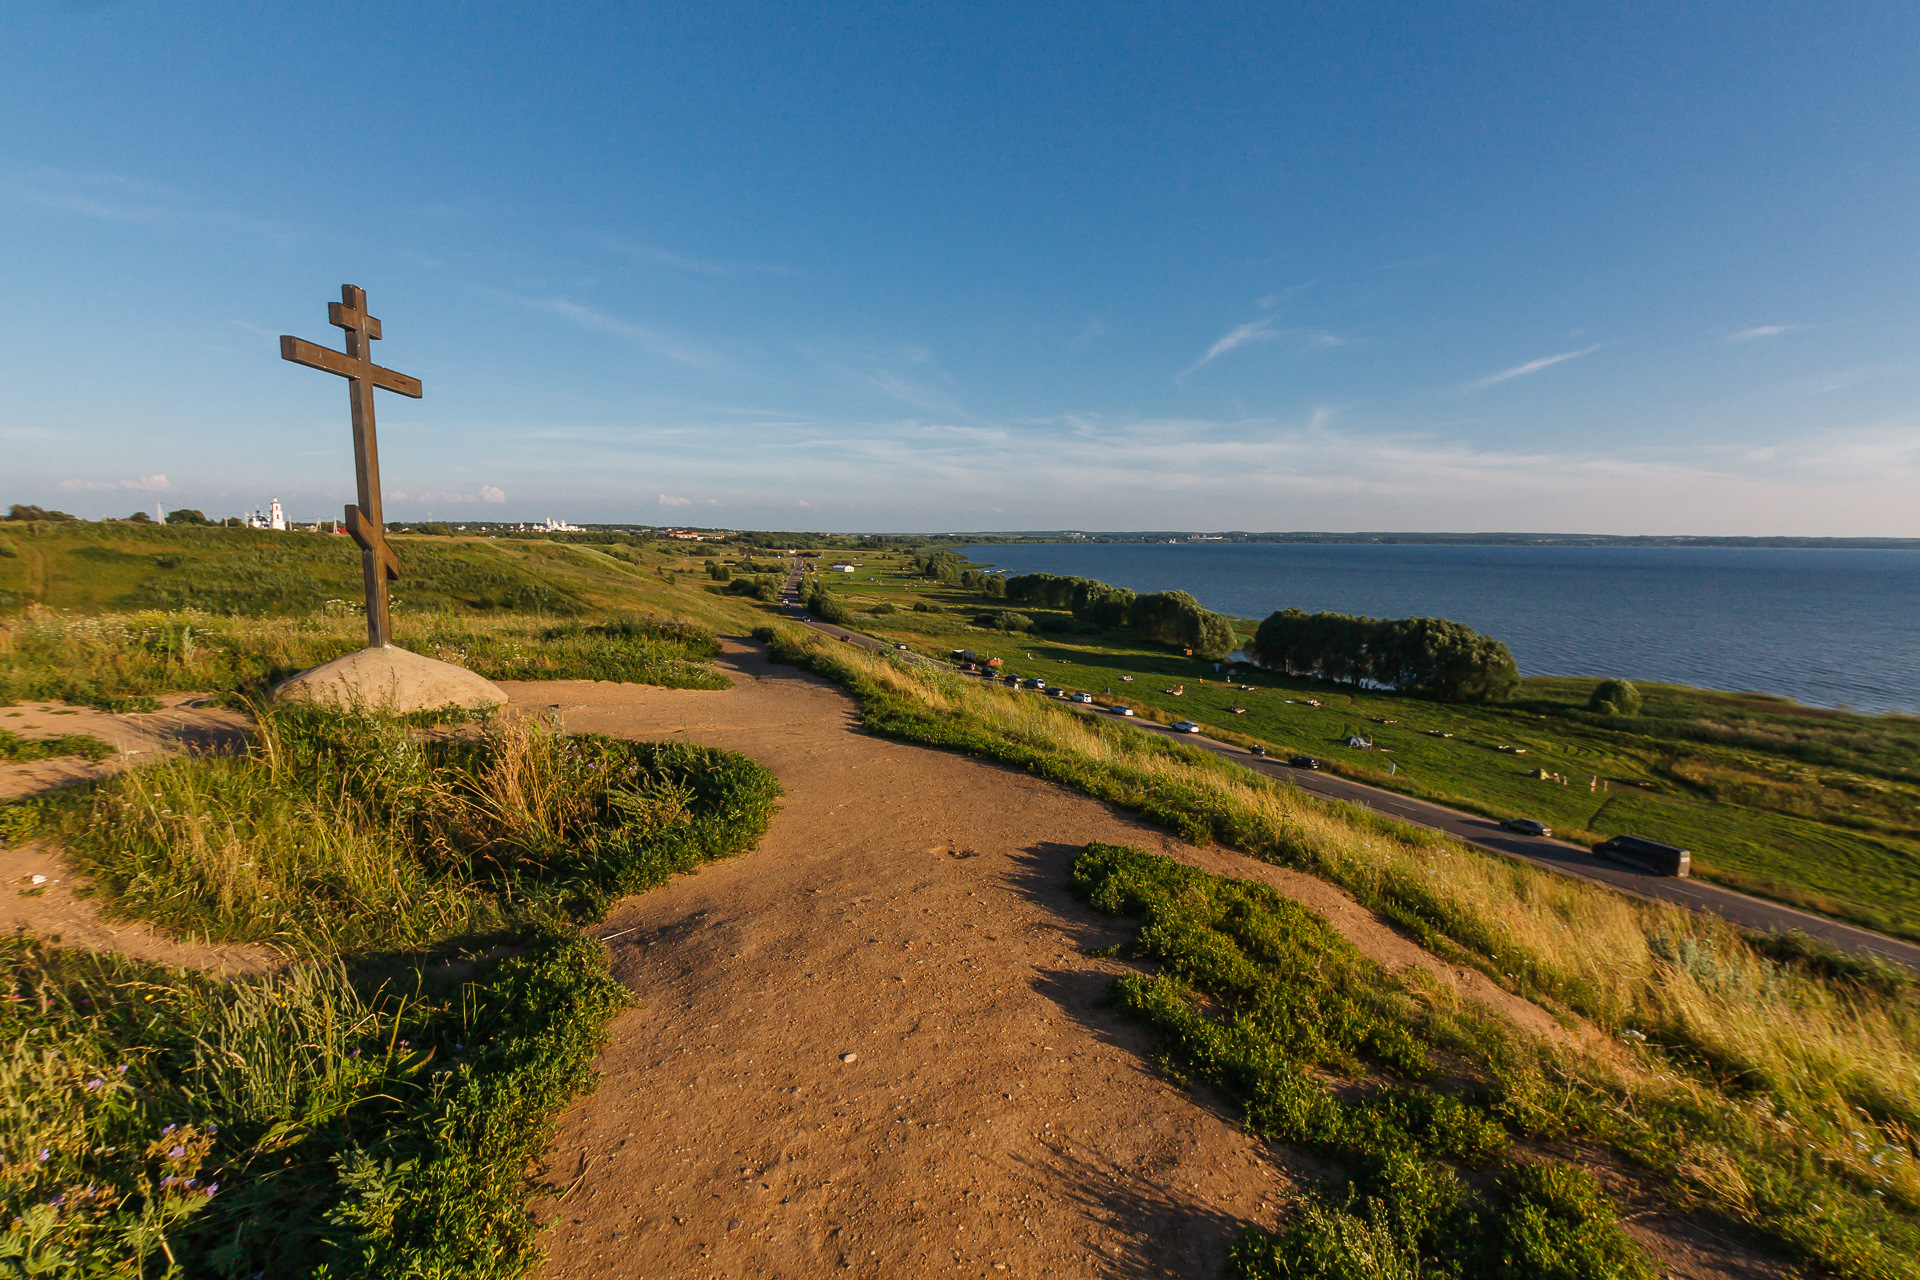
(1289, 755, 1320, 770)
(1500, 817, 1552, 838)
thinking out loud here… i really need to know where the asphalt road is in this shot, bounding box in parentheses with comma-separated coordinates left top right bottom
(771, 587, 1920, 970)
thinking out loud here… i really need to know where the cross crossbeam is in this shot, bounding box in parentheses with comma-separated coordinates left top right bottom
(280, 285, 423, 648)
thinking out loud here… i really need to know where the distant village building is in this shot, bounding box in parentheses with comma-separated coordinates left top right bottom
(244, 498, 287, 531)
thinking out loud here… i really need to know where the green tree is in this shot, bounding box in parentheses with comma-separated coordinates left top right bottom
(5, 504, 76, 522)
(1588, 678, 1643, 716)
(164, 508, 210, 525)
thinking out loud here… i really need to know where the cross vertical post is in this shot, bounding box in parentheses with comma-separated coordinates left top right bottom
(280, 285, 422, 648)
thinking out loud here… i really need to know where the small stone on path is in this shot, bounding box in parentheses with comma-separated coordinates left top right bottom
(839, 1052, 857, 1063)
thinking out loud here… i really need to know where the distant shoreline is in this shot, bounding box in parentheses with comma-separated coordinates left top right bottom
(936, 531, 1920, 549)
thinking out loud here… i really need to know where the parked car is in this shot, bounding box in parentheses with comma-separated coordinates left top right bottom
(1500, 817, 1553, 838)
(1024, 678, 1048, 690)
(894, 642, 908, 651)
(1594, 834, 1691, 877)
(1171, 721, 1201, 734)
(1070, 692, 1094, 703)
(1109, 705, 1135, 716)
(1289, 755, 1320, 770)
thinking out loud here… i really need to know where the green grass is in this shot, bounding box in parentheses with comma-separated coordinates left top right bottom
(805, 564, 1920, 941)
(1075, 841, 1920, 1280)
(0, 610, 730, 713)
(2, 704, 782, 1276)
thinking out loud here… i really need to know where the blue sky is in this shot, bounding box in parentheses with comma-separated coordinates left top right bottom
(4, 1, 1917, 534)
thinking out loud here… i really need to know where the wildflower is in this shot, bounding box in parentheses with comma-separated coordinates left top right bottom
(38, 1150, 49, 1162)
(85, 1078, 103, 1091)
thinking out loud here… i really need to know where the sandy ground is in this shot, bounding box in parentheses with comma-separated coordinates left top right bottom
(513, 641, 1782, 1280)
(1, 694, 272, 974)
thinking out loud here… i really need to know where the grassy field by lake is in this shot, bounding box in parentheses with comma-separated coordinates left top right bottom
(812, 553, 1920, 942)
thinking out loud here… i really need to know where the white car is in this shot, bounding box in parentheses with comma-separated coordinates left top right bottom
(1109, 705, 1135, 716)
(894, 642, 908, 650)
(1070, 692, 1094, 703)
(1171, 721, 1201, 734)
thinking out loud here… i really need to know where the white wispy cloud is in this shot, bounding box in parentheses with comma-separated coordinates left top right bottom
(1183, 318, 1279, 379)
(2, 168, 290, 236)
(532, 298, 727, 370)
(57, 474, 174, 493)
(1466, 344, 1602, 390)
(480, 485, 506, 503)
(1180, 318, 1345, 382)
(657, 493, 693, 507)
(1727, 325, 1802, 344)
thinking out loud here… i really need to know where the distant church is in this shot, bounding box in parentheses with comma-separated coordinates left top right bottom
(245, 498, 287, 531)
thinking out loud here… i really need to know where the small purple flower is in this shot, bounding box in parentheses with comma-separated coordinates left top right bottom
(86, 1078, 103, 1091)
(168, 1146, 185, 1160)
(38, 1149, 49, 1163)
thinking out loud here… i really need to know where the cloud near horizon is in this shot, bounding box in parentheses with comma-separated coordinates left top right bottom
(57, 474, 173, 493)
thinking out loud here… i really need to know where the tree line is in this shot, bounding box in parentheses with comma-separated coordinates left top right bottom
(1250, 610, 1520, 702)
(999, 572, 1241, 659)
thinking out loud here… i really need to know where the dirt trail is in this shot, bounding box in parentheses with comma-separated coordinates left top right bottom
(511, 640, 1743, 1280)
(2, 694, 271, 974)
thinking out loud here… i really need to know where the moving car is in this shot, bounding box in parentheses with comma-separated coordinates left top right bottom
(1171, 721, 1201, 733)
(1594, 834, 1692, 877)
(1289, 755, 1320, 770)
(1500, 817, 1553, 838)
(1024, 678, 1048, 690)
(1069, 692, 1094, 703)
(1109, 705, 1135, 716)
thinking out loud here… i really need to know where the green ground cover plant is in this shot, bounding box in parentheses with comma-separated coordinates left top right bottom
(1073, 841, 1648, 1280)
(803, 558, 1920, 940)
(0, 728, 113, 764)
(3, 704, 782, 1276)
(755, 622, 1920, 1277)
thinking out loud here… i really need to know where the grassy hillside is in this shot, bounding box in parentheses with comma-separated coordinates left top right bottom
(0, 522, 801, 708)
(808, 553, 1920, 941)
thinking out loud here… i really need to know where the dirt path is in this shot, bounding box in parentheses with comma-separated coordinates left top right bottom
(510, 640, 1763, 1280)
(2, 694, 271, 974)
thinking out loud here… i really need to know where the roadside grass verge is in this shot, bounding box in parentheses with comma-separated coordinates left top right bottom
(3, 704, 781, 1276)
(757, 622, 1920, 1278)
(0, 608, 728, 711)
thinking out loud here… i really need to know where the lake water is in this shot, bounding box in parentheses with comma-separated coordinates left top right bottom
(961, 543, 1920, 715)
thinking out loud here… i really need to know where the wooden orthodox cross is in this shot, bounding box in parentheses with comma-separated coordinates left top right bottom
(280, 285, 423, 648)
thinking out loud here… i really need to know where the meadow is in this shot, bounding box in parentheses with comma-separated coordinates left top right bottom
(808, 554, 1920, 941)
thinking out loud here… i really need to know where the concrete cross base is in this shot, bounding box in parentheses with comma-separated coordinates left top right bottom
(272, 645, 508, 714)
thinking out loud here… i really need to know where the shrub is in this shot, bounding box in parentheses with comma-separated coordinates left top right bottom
(1589, 678, 1643, 717)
